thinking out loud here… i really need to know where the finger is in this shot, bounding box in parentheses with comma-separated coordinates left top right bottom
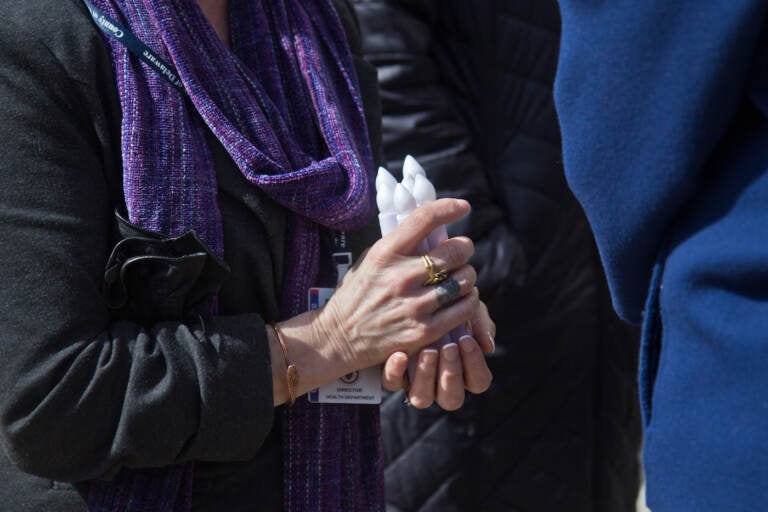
(410, 265, 477, 315)
(407, 348, 438, 409)
(425, 237, 475, 273)
(382, 199, 470, 255)
(469, 300, 496, 353)
(428, 287, 480, 339)
(436, 343, 465, 411)
(458, 335, 493, 394)
(435, 265, 476, 304)
(382, 352, 409, 392)
(404, 238, 474, 288)
(434, 277, 463, 309)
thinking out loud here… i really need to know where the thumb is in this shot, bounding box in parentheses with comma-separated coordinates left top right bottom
(381, 198, 470, 255)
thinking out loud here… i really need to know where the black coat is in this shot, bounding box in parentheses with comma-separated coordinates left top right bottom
(352, 1, 642, 511)
(0, 0, 381, 510)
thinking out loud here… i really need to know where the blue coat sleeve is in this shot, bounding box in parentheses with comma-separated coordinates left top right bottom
(554, 0, 768, 323)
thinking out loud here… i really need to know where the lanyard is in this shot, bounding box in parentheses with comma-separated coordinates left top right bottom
(81, 0, 184, 91)
(331, 231, 352, 283)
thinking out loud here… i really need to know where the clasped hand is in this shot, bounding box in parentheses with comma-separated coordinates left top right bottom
(319, 198, 494, 410)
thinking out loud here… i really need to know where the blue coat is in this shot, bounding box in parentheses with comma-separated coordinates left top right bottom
(555, 1, 768, 510)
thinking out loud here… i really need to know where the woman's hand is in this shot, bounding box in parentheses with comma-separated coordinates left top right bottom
(318, 199, 480, 368)
(270, 198, 493, 408)
(324, 197, 494, 410)
(382, 300, 495, 410)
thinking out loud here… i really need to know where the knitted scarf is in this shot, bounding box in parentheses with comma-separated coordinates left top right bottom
(84, 1, 383, 510)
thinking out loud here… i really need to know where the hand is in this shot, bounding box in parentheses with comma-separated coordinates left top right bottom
(317, 198, 480, 372)
(382, 299, 495, 410)
(269, 199, 490, 407)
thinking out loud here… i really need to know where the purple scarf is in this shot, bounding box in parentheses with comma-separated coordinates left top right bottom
(84, 1, 384, 510)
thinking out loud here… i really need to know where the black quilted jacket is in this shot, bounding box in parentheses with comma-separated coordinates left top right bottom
(352, 1, 643, 511)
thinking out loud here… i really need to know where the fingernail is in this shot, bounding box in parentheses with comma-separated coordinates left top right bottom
(458, 336, 474, 353)
(395, 352, 408, 363)
(442, 343, 459, 362)
(488, 331, 496, 353)
(421, 348, 439, 362)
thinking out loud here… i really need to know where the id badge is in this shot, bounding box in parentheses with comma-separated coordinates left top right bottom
(307, 286, 382, 405)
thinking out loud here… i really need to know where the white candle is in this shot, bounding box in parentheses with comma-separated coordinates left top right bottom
(377, 158, 471, 381)
(375, 167, 399, 236)
(376, 166, 398, 191)
(412, 173, 435, 206)
(393, 183, 417, 225)
(403, 154, 427, 179)
(412, 163, 470, 344)
(412, 174, 450, 254)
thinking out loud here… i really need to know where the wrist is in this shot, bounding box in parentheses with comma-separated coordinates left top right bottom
(313, 299, 364, 373)
(269, 322, 299, 406)
(271, 310, 355, 399)
(267, 324, 289, 406)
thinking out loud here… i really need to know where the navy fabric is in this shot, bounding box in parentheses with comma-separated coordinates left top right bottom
(555, 1, 768, 510)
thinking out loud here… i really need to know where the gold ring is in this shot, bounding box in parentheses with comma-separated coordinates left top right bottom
(421, 254, 449, 286)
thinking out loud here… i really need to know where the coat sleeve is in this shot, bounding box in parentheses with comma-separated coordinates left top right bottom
(352, 0, 527, 323)
(0, 2, 274, 482)
(555, 0, 768, 322)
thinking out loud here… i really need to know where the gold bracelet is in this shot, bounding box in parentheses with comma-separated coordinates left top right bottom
(269, 322, 299, 406)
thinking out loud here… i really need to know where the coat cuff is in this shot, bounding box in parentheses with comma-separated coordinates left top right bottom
(181, 313, 274, 463)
